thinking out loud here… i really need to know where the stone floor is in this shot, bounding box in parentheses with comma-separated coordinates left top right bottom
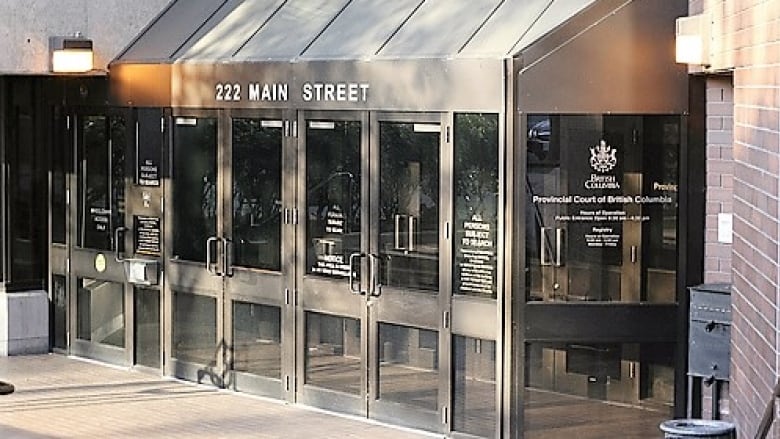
(0, 354, 436, 439)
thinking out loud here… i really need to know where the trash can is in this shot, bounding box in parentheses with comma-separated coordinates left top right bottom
(660, 419, 736, 438)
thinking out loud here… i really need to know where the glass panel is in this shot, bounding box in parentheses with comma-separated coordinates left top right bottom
(378, 322, 438, 411)
(524, 342, 675, 439)
(526, 115, 679, 303)
(232, 119, 283, 271)
(111, 117, 127, 254)
(232, 301, 281, 380)
(134, 287, 160, 368)
(305, 120, 361, 279)
(77, 115, 125, 251)
(453, 336, 496, 437)
(642, 117, 681, 303)
(51, 110, 69, 244)
(52, 275, 67, 350)
(453, 114, 499, 298)
(172, 291, 217, 365)
(173, 118, 217, 262)
(305, 312, 361, 394)
(379, 122, 439, 292)
(76, 278, 125, 347)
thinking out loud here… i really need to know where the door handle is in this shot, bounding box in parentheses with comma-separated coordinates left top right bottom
(114, 226, 127, 262)
(368, 253, 382, 297)
(223, 237, 233, 277)
(206, 236, 220, 276)
(540, 227, 552, 266)
(394, 214, 405, 250)
(555, 228, 565, 267)
(408, 215, 416, 252)
(349, 252, 366, 295)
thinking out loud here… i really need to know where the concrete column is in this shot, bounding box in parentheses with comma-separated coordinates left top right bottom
(0, 290, 49, 356)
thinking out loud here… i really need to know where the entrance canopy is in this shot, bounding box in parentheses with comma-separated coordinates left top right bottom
(110, 0, 595, 110)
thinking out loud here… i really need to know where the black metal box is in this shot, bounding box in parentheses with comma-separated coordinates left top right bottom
(689, 283, 731, 381)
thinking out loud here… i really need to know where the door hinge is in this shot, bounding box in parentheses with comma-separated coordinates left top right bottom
(443, 311, 450, 329)
(445, 221, 450, 239)
(161, 117, 165, 133)
(445, 126, 451, 143)
(161, 196, 165, 213)
(65, 258, 70, 274)
(442, 406, 449, 424)
(285, 288, 291, 305)
(65, 189, 70, 205)
(292, 120, 298, 138)
(292, 208, 299, 225)
(66, 115, 71, 130)
(285, 375, 290, 392)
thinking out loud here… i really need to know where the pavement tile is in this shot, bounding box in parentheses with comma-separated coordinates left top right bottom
(0, 355, 440, 439)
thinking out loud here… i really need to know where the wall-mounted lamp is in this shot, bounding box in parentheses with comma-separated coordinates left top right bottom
(50, 36, 94, 73)
(675, 14, 709, 67)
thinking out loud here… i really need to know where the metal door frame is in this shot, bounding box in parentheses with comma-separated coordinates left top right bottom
(67, 107, 134, 366)
(164, 108, 225, 384)
(365, 111, 451, 433)
(221, 108, 295, 401)
(294, 110, 369, 416)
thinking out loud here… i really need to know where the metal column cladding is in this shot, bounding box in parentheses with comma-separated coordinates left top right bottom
(108, 0, 597, 111)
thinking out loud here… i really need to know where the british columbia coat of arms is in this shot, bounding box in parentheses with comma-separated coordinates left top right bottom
(589, 140, 617, 173)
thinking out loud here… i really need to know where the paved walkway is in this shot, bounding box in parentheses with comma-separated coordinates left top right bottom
(0, 355, 437, 439)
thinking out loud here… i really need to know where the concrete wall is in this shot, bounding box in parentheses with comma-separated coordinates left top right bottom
(690, 0, 780, 436)
(0, 0, 170, 74)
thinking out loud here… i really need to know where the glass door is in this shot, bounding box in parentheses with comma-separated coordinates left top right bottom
(295, 112, 367, 416)
(366, 114, 449, 432)
(69, 110, 131, 365)
(166, 112, 223, 383)
(222, 111, 294, 400)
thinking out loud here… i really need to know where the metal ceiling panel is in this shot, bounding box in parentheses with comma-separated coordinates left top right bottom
(460, 0, 551, 57)
(234, 0, 350, 60)
(378, 0, 502, 58)
(301, 0, 422, 60)
(117, 0, 230, 62)
(510, 0, 596, 54)
(174, 0, 274, 61)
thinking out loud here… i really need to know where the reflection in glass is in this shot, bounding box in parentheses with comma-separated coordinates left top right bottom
(52, 275, 67, 350)
(305, 312, 361, 394)
(232, 302, 281, 380)
(305, 121, 361, 279)
(77, 115, 126, 251)
(379, 123, 439, 292)
(134, 287, 160, 368)
(232, 119, 282, 271)
(454, 114, 499, 298)
(173, 118, 217, 262)
(453, 336, 496, 437)
(525, 115, 680, 303)
(76, 278, 125, 347)
(52, 111, 69, 244)
(524, 342, 674, 439)
(378, 323, 438, 411)
(172, 292, 217, 365)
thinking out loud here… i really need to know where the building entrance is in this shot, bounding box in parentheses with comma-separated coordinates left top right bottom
(166, 110, 500, 436)
(55, 108, 162, 369)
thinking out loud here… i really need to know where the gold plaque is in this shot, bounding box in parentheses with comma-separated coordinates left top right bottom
(94, 253, 107, 273)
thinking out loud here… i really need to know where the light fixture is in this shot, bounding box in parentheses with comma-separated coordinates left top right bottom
(675, 14, 709, 67)
(50, 36, 94, 73)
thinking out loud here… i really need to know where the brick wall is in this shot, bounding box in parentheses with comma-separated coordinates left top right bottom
(704, 77, 734, 285)
(691, 0, 780, 437)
